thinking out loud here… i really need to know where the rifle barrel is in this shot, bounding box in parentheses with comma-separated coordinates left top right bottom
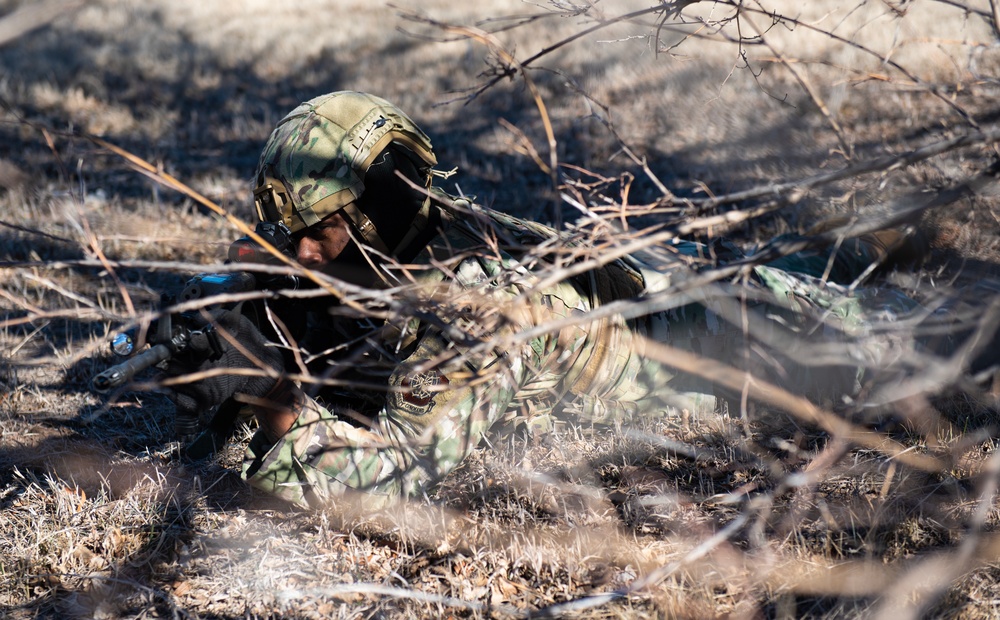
(92, 343, 173, 392)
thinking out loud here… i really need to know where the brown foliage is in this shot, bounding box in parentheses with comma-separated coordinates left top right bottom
(3, 1, 1000, 618)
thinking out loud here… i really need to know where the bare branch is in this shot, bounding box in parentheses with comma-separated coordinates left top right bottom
(0, 0, 83, 48)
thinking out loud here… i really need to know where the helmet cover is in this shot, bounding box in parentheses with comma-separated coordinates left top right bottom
(253, 91, 437, 238)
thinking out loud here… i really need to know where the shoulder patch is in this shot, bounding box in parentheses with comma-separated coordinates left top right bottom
(388, 370, 450, 416)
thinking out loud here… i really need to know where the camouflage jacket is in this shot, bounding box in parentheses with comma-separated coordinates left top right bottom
(242, 201, 918, 508)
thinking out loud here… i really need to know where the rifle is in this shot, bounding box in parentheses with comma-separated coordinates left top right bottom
(92, 221, 300, 458)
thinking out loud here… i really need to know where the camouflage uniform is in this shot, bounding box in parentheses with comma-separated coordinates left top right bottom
(241, 199, 919, 509)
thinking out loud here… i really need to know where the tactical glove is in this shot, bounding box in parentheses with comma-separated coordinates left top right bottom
(163, 308, 284, 437)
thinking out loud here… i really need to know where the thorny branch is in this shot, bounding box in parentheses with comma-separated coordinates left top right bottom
(407, 0, 985, 130)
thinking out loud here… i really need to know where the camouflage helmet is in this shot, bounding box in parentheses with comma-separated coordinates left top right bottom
(252, 91, 437, 253)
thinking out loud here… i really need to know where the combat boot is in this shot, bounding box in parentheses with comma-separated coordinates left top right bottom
(862, 228, 932, 271)
(807, 217, 930, 271)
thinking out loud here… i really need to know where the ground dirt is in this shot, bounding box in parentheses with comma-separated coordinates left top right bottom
(3, 1, 1000, 618)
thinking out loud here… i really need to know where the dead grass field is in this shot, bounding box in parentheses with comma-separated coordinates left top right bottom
(3, 0, 1000, 618)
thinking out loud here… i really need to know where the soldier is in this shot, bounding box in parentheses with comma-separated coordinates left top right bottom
(164, 91, 933, 509)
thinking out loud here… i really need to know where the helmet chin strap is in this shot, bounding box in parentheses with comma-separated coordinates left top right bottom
(340, 201, 391, 255)
(389, 196, 432, 257)
(339, 196, 434, 259)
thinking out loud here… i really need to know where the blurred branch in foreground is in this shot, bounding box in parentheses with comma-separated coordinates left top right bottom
(0, 0, 83, 48)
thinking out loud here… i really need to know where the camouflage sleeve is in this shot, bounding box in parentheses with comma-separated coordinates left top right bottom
(240, 330, 528, 508)
(240, 256, 561, 508)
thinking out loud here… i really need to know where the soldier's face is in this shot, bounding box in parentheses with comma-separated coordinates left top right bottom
(296, 212, 353, 268)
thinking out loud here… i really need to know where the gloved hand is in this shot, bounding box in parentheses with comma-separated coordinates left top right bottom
(162, 308, 284, 437)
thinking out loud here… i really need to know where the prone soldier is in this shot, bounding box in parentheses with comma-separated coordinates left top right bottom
(157, 91, 970, 509)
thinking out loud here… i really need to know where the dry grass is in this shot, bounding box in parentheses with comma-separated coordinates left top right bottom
(3, 0, 1000, 618)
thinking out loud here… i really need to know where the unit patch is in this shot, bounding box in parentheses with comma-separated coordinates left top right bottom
(389, 369, 450, 416)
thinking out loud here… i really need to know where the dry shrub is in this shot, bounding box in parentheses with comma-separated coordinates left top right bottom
(2, 1, 1000, 619)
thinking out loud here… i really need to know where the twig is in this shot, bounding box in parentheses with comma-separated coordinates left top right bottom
(400, 4, 674, 99)
(0, 0, 83, 48)
(871, 447, 1000, 619)
(276, 582, 525, 617)
(874, 297, 1000, 406)
(531, 513, 749, 617)
(988, 0, 1000, 38)
(485, 159, 1000, 370)
(86, 136, 363, 312)
(928, 0, 992, 19)
(730, 161, 1000, 272)
(20, 273, 114, 319)
(728, 2, 979, 128)
(0, 219, 75, 244)
(635, 334, 947, 473)
(743, 4, 853, 159)
(682, 126, 1000, 211)
(421, 21, 561, 223)
(75, 206, 137, 316)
